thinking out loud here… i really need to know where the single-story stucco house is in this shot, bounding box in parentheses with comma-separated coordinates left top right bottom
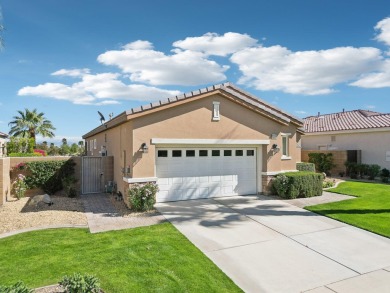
(0, 131, 7, 157)
(82, 83, 304, 202)
(302, 109, 390, 170)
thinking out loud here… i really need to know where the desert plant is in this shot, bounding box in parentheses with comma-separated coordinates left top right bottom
(59, 273, 101, 293)
(381, 168, 390, 178)
(128, 182, 158, 211)
(308, 153, 335, 175)
(0, 281, 33, 293)
(62, 176, 78, 197)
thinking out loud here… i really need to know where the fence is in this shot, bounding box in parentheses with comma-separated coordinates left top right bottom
(0, 156, 113, 206)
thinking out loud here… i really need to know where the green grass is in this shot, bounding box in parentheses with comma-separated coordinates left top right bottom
(0, 223, 241, 293)
(307, 181, 390, 238)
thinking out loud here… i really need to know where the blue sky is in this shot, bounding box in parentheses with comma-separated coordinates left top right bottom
(1, 0, 390, 144)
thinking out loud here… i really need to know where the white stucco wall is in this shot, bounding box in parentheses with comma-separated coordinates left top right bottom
(302, 129, 390, 169)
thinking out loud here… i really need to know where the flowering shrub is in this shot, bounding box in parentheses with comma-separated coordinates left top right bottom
(128, 182, 158, 211)
(15, 162, 26, 170)
(33, 149, 46, 156)
(13, 174, 27, 199)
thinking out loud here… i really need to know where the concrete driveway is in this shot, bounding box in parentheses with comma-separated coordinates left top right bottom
(156, 195, 390, 293)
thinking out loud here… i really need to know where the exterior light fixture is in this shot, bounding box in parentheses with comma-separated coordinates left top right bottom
(141, 143, 148, 153)
(272, 144, 280, 153)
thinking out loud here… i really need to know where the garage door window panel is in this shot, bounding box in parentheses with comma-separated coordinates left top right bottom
(172, 150, 182, 157)
(158, 150, 168, 157)
(212, 150, 220, 156)
(186, 150, 196, 157)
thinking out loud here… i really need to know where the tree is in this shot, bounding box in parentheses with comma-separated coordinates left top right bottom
(62, 138, 67, 145)
(8, 109, 56, 146)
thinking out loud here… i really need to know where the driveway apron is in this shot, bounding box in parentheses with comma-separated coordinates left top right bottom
(156, 196, 390, 293)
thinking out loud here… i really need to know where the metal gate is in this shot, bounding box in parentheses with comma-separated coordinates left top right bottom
(82, 157, 103, 194)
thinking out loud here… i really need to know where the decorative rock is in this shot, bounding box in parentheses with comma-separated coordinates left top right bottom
(29, 194, 54, 206)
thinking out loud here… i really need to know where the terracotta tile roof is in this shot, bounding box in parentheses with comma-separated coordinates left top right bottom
(0, 131, 8, 138)
(304, 110, 390, 133)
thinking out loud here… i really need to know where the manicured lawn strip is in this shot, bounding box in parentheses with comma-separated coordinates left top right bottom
(307, 181, 390, 238)
(0, 223, 242, 293)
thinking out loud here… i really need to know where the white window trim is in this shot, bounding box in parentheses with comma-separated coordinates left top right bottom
(94, 139, 97, 150)
(281, 134, 290, 158)
(212, 101, 220, 121)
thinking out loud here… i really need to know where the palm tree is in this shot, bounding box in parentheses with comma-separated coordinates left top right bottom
(8, 109, 56, 146)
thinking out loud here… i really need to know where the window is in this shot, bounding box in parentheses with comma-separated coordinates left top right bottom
(199, 150, 208, 157)
(90, 140, 93, 151)
(212, 150, 220, 156)
(94, 139, 97, 150)
(235, 150, 243, 156)
(331, 135, 336, 142)
(105, 133, 107, 142)
(186, 150, 195, 157)
(247, 150, 254, 156)
(224, 150, 232, 156)
(282, 136, 289, 156)
(172, 150, 182, 157)
(212, 101, 220, 121)
(158, 150, 168, 157)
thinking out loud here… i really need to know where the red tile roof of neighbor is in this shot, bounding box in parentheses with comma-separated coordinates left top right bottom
(304, 110, 390, 133)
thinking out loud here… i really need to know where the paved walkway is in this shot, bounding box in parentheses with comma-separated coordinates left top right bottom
(82, 193, 166, 233)
(156, 195, 390, 293)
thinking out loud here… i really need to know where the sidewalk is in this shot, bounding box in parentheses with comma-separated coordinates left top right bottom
(81, 193, 166, 233)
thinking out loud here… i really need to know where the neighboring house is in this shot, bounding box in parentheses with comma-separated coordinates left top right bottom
(302, 109, 390, 169)
(0, 131, 7, 157)
(83, 83, 303, 202)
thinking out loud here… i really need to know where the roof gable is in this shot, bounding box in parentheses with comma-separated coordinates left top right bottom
(304, 110, 390, 133)
(83, 83, 303, 138)
(0, 131, 8, 138)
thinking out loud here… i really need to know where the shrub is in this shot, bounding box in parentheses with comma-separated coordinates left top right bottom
(322, 180, 334, 188)
(308, 153, 335, 175)
(62, 176, 78, 198)
(33, 149, 47, 156)
(12, 174, 27, 199)
(296, 162, 315, 172)
(0, 281, 33, 293)
(272, 172, 323, 199)
(367, 164, 381, 180)
(6, 137, 34, 154)
(8, 152, 42, 157)
(381, 168, 390, 178)
(59, 273, 101, 293)
(128, 182, 158, 211)
(24, 160, 75, 195)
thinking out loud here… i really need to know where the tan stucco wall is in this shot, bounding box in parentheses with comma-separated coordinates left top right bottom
(302, 130, 390, 169)
(85, 93, 301, 195)
(0, 157, 11, 205)
(132, 94, 300, 178)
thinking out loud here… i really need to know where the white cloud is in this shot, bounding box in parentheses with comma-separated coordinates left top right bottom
(231, 45, 383, 95)
(375, 17, 390, 47)
(295, 110, 307, 115)
(52, 68, 91, 77)
(366, 105, 376, 109)
(97, 40, 228, 86)
(350, 59, 390, 88)
(173, 32, 257, 56)
(18, 70, 181, 105)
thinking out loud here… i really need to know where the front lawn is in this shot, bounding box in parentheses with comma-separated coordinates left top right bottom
(0, 223, 241, 292)
(307, 181, 390, 238)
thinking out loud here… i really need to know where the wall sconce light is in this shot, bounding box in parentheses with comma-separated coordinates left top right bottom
(141, 143, 148, 153)
(272, 144, 280, 153)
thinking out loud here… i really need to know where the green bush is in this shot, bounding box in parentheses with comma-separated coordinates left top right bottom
(8, 153, 42, 157)
(59, 273, 101, 293)
(0, 281, 33, 293)
(367, 164, 381, 180)
(6, 137, 34, 155)
(296, 162, 315, 172)
(128, 182, 158, 211)
(24, 160, 75, 195)
(381, 168, 390, 178)
(273, 172, 323, 199)
(308, 153, 335, 175)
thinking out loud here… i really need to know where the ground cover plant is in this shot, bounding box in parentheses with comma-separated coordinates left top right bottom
(307, 181, 390, 238)
(0, 224, 241, 293)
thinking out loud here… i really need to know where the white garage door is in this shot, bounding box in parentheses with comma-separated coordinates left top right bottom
(156, 147, 257, 202)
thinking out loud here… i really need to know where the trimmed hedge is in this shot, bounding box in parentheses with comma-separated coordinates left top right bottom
(272, 171, 323, 199)
(296, 162, 315, 172)
(8, 152, 42, 157)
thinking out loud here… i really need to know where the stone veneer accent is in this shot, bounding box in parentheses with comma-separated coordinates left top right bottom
(261, 175, 275, 195)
